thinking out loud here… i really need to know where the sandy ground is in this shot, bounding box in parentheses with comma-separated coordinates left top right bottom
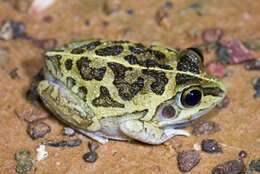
(0, 0, 260, 173)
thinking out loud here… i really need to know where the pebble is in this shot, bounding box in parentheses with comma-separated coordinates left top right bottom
(0, 20, 26, 40)
(33, 38, 58, 50)
(244, 59, 260, 71)
(202, 29, 223, 44)
(47, 139, 82, 147)
(212, 151, 247, 174)
(252, 77, 260, 98)
(249, 159, 260, 172)
(27, 120, 51, 139)
(192, 121, 222, 136)
(83, 142, 99, 163)
(15, 151, 33, 174)
(177, 150, 200, 172)
(9, 67, 20, 80)
(206, 61, 225, 78)
(103, 0, 121, 15)
(201, 139, 222, 153)
(221, 40, 254, 64)
(63, 127, 76, 137)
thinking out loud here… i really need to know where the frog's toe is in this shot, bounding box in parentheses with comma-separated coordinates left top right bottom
(120, 120, 179, 144)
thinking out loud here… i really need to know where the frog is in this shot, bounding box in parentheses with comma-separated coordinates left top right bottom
(37, 39, 226, 144)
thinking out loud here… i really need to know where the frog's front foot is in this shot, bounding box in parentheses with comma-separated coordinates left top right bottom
(120, 120, 190, 144)
(37, 80, 100, 131)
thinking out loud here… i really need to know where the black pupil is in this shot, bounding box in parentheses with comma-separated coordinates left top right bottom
(162, 105, 176, 118)
(184, 90, 202, 106)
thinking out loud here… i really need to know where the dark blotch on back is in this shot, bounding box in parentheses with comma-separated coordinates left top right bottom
(175, 74, 201, 85)
(92, 86, 124, 108)
(95, 45, 123, 56)
(108, 62, 144, 101)
(128, 44, 145, 54)
(146, 49, 166, 60)
(76, 57, 106, 81)
(81, 41, 101, 50)
(124, 55, 173, 70)
(65, 59, 73, 70)
(78, 86, 88, 101)
(142, 69, 168, 95)
(177, 55, 200, 74)
(124, 55, 138, 64)
(71, 48, 85, 54)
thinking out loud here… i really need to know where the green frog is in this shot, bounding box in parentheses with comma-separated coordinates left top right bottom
(37, 39, 226, 144)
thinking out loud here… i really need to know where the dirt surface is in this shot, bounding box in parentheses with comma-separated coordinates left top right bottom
(0, 0, 260, 173)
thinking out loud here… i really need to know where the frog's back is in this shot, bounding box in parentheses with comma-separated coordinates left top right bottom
(44, 39, 180, 119)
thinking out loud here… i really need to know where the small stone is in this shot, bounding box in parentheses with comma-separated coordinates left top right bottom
(29, 0, 56, 13)
(192, 121, 221, 136)
(0, 20, 26, 40)
(253, 90, 260, 98)
(103, 21, 109, 27)
(11, 0, 32, 12)
(164, 1, 173, 9)
(206, 61, 225, 78)
(103, 0, 121, 15)
(202, 29, 223, 44)
(252, 77, 260, 91)
(216, 96, 230, 109)
(42, 15, 53, 23)
(33, 38, 57, 50)
(65, 139, 82, 147)
(249, 159, 260, 172)
(217, 45, 230, 65)
(15, 151, 33, 174)
(221, 40, 254, 64)
(201, 139, 222, 153)
(238, 151, 247, 159)
(252, 77, 260, 98)
(63, 127, 75, 137)
(155, 5, 171, 30)
(243, 38, 260, 51)
(83, 152, 98, 163)
(88, 142, 99, 152)
(244, 59, 260, 70)
(83, 142, 99, 163)
(27, 120, 51, 139)
(126, 8, 134, 14)
(0, 47, 9, 64)
(212, 160, 245, 174)
(84, 19, 90, 26)
(9, 67, 20, 80)
(177, 150, 200, 172)
(47, 139, 82, 147)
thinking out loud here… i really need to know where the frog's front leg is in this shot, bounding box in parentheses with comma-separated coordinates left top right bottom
(37, 80, 101, 132)
(120, 120, 190, 144)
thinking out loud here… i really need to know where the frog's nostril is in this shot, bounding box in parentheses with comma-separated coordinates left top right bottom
(162, 105, 176, 119)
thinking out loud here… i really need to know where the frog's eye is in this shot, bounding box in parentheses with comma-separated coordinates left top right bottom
(187, 47, 204, 63)
(181, 87, 202, 107)
(162, 105, 176, 119)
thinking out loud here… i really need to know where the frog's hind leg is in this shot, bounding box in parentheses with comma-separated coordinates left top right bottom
(37, 80, 101, 133)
